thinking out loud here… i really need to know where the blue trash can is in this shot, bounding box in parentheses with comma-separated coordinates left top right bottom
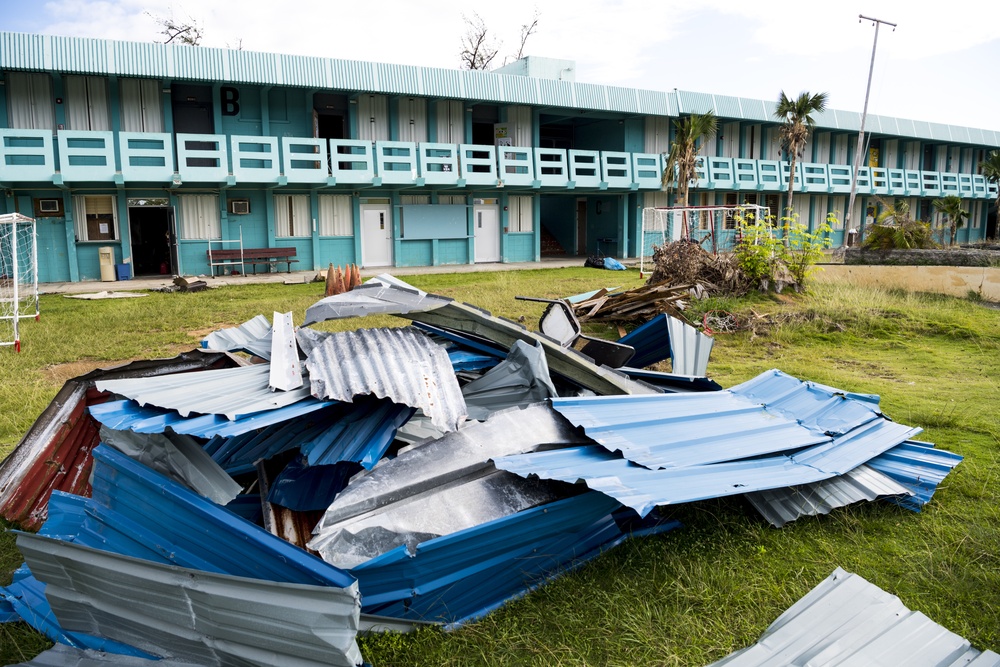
(115, 264, 131, 281)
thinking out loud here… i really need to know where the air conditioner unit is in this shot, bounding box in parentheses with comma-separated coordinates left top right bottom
(38, 199, 61, 213)
(230, 199, 250, 215)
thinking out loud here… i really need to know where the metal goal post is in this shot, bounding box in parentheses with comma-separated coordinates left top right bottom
(639, 204, 769, 277)
(0, 213, 40, 352)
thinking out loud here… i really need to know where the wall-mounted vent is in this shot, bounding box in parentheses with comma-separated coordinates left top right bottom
(230, 199, 250, 215)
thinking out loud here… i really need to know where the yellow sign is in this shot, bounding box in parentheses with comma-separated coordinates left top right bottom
(868, 148, 879, 168)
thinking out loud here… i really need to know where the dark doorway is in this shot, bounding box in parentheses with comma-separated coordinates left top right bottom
(471, 104, 499, 146)
(129, 207, 174, 276)
(172, 84, 215, 168)
(576, 199, 587, 256)
(314, 93, 347, 140)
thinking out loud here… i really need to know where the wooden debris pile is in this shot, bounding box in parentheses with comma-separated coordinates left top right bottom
(572, 283, 691, 324)
(647, 241, 750, 296)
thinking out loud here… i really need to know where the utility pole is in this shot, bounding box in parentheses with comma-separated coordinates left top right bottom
(846, 14, 896, 245)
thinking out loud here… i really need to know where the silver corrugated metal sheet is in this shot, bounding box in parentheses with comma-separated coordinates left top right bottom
(462, 340, 557, 420)
(550, 392, 826, 469)
(17, 533, 363, 667)
(710, 567, 1000, 667)
(12, 644, 195, 666)
(313, 403, 587, 532)
(745, 464, 911, 528)
(269, 311, 302, 391)
(201, 314, 272, 358)
(95, 363, 312, 420)
(304, 326, 466, 432)
(305, 275, 655, 397)
(98, 426, 241, 506)
(666, 315, 713, 376)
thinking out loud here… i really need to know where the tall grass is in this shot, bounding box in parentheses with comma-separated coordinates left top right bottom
(2, 272, 999, 665)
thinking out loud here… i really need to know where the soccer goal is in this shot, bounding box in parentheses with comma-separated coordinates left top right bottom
(0, 213, 39, 352)
(639, 204, 769, 277)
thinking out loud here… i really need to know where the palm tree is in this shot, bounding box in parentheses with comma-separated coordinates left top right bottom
(981, 150, 1000, 231)
(662, 111, 718, 236)
(932, 195, 969, 246)
(774, 91, 828, 215)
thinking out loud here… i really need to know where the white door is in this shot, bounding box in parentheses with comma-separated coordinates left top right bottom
(474, 205, 500, 262)
(360, 205, 392, 267)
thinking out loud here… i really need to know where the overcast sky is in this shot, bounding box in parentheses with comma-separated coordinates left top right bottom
(4, 0, 998, 132)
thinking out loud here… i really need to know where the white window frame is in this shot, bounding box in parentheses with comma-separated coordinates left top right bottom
(73, 195, 119, 242)
(275, 194, 311, 238)
(178, 194, 221, 240)
(318, 195, 353, 236)
(65, 75, 110, 131)
(508, 196, 533, 233)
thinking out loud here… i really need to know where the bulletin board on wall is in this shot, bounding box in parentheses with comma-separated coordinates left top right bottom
(399, 205, 468, 240)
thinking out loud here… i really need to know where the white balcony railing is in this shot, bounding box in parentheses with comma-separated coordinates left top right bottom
(0, 128, 993, 201)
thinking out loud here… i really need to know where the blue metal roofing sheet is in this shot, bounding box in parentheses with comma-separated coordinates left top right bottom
(550, 392, 825, 469)
(867, 440, 963, 511)
(42, 445, 356, 588)
(713, 95, 743, 119)
(88, 395, 335, 438)
(495, 415, 919, 517)
(350, 492, 679, 625)
(729, 369, 882, 435)
(709, 567, 1000, 667)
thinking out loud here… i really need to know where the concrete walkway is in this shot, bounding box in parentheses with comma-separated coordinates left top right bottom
(40, 257, 591, 295)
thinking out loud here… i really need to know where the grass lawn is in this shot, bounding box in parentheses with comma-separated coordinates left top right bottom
(1, 268, 998, 666)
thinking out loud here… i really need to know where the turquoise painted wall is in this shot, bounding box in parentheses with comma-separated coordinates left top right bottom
(505, 233, 534, 262)
(437, 238, 469, 265)
(316, 237, 355, 267)
(398, 240, 433, 267)
(224, 191, 268, 248)
(586, 196, 620, 256)
(575, 120, 624, 152)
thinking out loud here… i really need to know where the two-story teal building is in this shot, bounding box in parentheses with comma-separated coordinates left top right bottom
(1, 31, 997, 283)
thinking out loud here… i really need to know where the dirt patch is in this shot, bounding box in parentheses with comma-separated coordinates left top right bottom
(42, 345, 195, 385)
(187, 326, 219, 339)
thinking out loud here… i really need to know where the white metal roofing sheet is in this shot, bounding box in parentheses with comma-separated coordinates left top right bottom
(17, 533, 363, 667)
(95, 363, 312, 420)
(709, 567, 1000, 667)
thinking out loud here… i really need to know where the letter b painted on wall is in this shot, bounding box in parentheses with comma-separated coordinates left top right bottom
(221, 87, 240, 116)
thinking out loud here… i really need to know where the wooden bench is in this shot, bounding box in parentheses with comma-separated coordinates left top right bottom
(207, 247, 298, 276)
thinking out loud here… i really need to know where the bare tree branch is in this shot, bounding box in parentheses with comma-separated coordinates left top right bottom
(146, 8, 203, 46)
(514, 9, 540, 61)
(459, 12, 500, 70)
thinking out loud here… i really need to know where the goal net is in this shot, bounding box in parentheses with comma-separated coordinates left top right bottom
(0, 213, 39, 352)
(639, 204, 769, 277)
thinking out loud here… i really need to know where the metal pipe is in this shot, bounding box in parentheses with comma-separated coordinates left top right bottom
(847, 14, 896, 245)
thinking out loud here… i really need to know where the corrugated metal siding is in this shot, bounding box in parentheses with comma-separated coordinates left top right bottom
(421, 67, 464, 99)
(0, 33, 47, 70)
(4, 32, 1000, 139)
(376, 62, 422, 95)
(49, 35, 107, 74)
(95, 364, 313, 420)
(745, 464, 911, 527)
(575, 82, 608, 111)
(550, 392, 826, 469)
(304, 327, 466, 432)
(713, 95, 743, 119)
(709, 567, 1000, 667)
(605, 85, 639, 114)
(540, 78, 577, 109)
(18, 534, 363, 667)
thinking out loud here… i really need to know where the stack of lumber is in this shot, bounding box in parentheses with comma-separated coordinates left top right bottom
(572, 283, 691, 323)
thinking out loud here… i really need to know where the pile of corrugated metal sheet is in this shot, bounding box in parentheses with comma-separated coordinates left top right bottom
(711, 567, 1000, 666)
(0, 275, 966, 664)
